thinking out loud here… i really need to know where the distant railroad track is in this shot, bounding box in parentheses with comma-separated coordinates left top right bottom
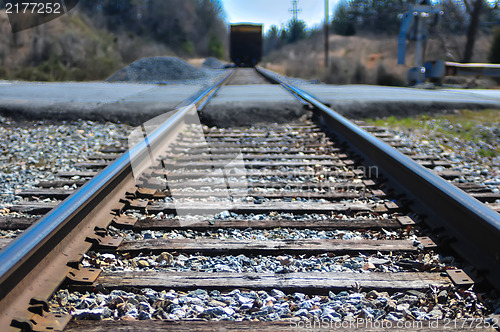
(0, 68, 499, 331)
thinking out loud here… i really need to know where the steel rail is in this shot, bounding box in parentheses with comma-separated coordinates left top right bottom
(256, 66, 500, 290)
(0, 70, 234, 331)
(445, 61, 500, 78)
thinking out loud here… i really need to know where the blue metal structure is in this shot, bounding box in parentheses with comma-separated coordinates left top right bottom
(398, 1, 443, 85)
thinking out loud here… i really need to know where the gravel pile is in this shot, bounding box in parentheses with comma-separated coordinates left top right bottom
(50, 287, 498, 322)
(0, 116, 133, 206)
(203, 57, 227, 69)
(107, 57, 226, 84)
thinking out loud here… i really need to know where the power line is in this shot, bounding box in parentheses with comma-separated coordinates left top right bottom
(289, 0, 302, 21)
(325, 0, 329, 67)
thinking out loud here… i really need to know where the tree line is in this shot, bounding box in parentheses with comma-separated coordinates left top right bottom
(77, 0, 227, 58)
(0, 0, 227, 58)
(0, 0, 228, 81)
(264, 0, 500, 63)
(264, 20, 309, 55)
(331, 0, 499, 62)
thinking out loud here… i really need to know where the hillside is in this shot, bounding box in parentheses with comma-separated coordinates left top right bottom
(0, 0, 227, 81)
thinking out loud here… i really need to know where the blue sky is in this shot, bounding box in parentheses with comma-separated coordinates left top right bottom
(220, 0, 340, 32)
(220, 0, 500, 33)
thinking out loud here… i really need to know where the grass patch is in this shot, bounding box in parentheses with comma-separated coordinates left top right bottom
(478, 149, 497, 158)
(369, 115, 423, 128)
(369, 110, 500, 127)
(366, 109, 500, 157)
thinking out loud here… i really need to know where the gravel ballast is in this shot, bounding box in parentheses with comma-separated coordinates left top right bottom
(0, 116, 133, 207)
(50, 287, 498, 323)
(2, 111, 499, 324)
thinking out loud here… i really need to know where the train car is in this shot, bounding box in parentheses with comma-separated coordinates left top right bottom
(230, 23, 263, 67)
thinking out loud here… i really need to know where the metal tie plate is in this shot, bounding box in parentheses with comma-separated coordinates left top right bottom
(397, 216, 416, 225)
(30, 313, 72, 332)
(385, 201, 400, 210)
(446, 269, 474, 287)
(417, 236, 437, 249)
(86, 235, 123, 249)
(66, 267, 101, 284)
(113, 215, 138, 227)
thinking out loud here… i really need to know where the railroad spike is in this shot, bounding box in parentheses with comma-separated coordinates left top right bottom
(93, 226, 108, 237)
(27, 304, 45, 316)
(125, 191, 136, 199)
(28, 299, 49, 313)
(12, 304, 71, 332)
(111, 208, 122, 216)
(10, 318, 33, 331)
(66, 260, 81, 269)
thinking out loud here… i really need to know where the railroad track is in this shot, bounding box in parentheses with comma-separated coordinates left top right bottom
(0, 68, 499, 331)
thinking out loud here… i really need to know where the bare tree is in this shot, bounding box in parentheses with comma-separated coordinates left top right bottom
(462, 0, 499, 62)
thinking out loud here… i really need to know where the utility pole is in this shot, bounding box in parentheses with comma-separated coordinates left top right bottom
(325, 0, 329, 67)
(289, 0, 301, 21)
